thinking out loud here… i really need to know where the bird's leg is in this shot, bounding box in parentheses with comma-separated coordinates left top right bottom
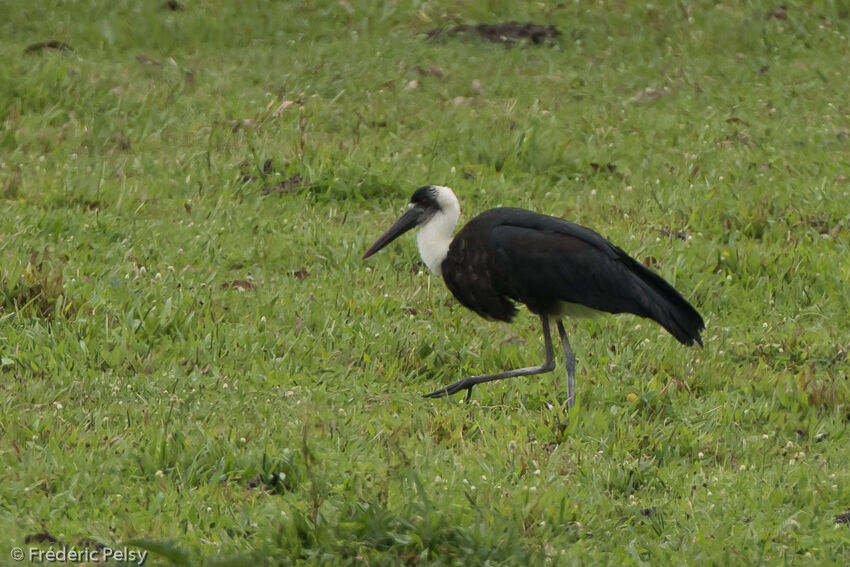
(556, 320, 576, 409)
(424, 314, 556, 400)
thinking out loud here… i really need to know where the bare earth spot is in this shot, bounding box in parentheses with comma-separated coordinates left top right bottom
(238, 159, 307, 194)
(290, 268, 310, 281)
(426, 22, 560, 45)
(4, 250, 69, 319)
(163, 0, 184, 10)
(24, 41, 73, 54)
(262, 174, 305, 195)
(25, 532, 58, 544)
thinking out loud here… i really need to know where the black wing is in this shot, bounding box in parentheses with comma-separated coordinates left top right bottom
(445, 208, 704, 345)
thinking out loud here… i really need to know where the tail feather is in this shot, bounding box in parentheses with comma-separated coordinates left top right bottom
(624, 255, 704, 346)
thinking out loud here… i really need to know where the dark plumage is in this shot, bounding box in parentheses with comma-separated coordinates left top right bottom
(363, 185, 704, 407)
(442, 208, 704, 346)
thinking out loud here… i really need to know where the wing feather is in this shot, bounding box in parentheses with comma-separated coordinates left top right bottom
(479, 209, 704, 345)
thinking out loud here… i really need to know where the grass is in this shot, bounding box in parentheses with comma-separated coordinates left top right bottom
(1, 0, 850, 564)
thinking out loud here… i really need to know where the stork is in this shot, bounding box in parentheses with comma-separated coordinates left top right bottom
(363, 185, 704, 407)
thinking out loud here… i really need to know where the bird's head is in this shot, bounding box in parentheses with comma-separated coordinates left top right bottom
(362, 185, 460, 263)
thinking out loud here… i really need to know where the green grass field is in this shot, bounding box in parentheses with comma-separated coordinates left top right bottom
(2, 1, 850, 565)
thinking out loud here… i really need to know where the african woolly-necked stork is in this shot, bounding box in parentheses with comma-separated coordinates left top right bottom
(363, 185, 704, 407)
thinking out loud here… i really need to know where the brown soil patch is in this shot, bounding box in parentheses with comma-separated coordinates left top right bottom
(426, 22, 560, 45)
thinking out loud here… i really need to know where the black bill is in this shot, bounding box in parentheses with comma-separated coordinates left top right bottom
(362, 206, 426, 259)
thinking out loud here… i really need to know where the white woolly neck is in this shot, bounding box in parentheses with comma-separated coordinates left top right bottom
(416, 186, 460, 276)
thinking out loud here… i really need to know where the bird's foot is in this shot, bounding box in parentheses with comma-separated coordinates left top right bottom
(423, 378, 475, 400)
